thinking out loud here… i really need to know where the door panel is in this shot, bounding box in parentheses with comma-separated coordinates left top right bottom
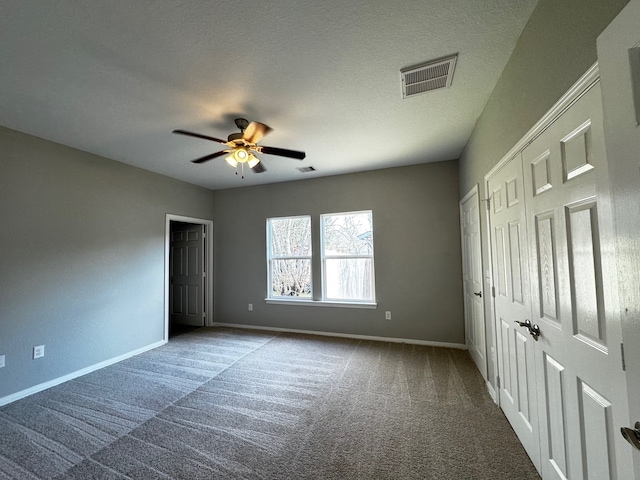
(515, 329, 533, 423)
(495, 225, 507, 296)
(543, 353, 568, 479)
(534, 211, 559, 323)
(578, 380, 614, 479)
(488, 155, 541, 470)
(500, 318, 513, 401)
(509, 221, 524, 304)
(522, 82, 632, 479)
(598, 1, 640, 476)
(566, 200, 605, 348)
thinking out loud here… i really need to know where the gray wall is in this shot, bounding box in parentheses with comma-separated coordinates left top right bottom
(0, 126, 216, 399)
(459, 0, 630, 383)
(212, 161, 464, 344)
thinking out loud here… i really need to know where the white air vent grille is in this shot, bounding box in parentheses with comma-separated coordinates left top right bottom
(401, 54, 457, 98)
(298, 166, 316, 173)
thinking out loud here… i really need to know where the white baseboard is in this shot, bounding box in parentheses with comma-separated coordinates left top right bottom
(0, 340, 167, 407)
(213, 322, 467, 350)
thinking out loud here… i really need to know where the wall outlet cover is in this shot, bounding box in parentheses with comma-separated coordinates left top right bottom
(33, 345, 45, 359)
(0, 355, 5, 368)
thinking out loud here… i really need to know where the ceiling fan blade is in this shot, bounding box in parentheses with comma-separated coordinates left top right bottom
(243, 122, 272, 144)
(191, 150, 227, 164)
(173, 129, 227, 144)
(252, 161, 267, 173)
(260, 146, 306, 160)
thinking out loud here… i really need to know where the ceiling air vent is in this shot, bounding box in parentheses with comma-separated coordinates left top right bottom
(298, 166, 316, 173)
(401, 54, 457, 99)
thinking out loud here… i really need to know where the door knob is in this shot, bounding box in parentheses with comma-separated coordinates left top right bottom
(514, 319, 541, 341)
(515, 319, 532, 328)
(529, 323, 541, 341)
(621, 422, 640, 451)
(474, 291, 482, 298)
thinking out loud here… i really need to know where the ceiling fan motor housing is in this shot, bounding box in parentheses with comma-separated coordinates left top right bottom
(228, 132, 244, 142)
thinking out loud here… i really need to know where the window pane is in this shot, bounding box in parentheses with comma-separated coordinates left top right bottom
(325, 258, 373, 301)
(271, 259, 312, 298)
(323, 212, 373, 256)
(270, 217, 311, 256)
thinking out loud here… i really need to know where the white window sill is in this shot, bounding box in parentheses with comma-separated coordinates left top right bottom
(265, 298, 377, 309)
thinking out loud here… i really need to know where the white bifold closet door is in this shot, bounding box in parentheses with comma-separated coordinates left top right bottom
(521, 82, 631, 480)
(488, 77, 634, 479)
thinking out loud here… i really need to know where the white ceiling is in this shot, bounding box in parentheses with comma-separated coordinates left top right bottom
(0, 0, 537, 190)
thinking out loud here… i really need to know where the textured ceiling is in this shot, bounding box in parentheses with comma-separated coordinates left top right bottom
(0, 0, 537, 190)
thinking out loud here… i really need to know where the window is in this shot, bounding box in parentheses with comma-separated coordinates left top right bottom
(322, 211, 374, 302)
(267, 216, 312, 298)
(267, 211, 375, 304)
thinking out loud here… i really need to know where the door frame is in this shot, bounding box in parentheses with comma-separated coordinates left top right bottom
(164, 214, 214, 341)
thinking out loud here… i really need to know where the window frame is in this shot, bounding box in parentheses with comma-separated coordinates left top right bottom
(266, 215, 313, 300)
(266, 211, 377, 308)
(320, 210, 376, 303)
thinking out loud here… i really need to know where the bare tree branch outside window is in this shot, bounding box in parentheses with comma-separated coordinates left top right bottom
(323, 212, 374, 301)
(268, 212, 375, 302)
(269, 217, 312, 297)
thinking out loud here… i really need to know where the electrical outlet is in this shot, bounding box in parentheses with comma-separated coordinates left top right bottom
(33, 345, 45, 359)
(0, 355, 5, 368)
(385, 311, 392, 320)
(248, 303, 253, 311)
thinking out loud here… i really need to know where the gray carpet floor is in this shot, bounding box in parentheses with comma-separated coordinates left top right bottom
(0, 327, 540, 479)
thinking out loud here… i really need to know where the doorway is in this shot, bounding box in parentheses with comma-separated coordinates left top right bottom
(164, 214, 214, 342)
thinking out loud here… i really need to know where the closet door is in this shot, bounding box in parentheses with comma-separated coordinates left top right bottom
(460, 186, 487, 379)
(488, 154, 541, 471)
(522, 82, 632, 480)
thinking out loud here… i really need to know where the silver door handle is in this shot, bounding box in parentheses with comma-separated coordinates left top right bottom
(621, 422, 640, 451)
(529, 323, 541, 341)
(514, 319, 541, 341)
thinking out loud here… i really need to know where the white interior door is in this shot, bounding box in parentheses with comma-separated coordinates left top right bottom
(488, 155, 541, 471)
(460, 186, 487, 380)
(598, 1, 640, 476)
(522, 81, 633, 480)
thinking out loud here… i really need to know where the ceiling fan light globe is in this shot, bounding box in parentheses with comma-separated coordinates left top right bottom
(247, 154, 260, 169)
(225, 155, 238, 167)
(233, 148, 249, 163)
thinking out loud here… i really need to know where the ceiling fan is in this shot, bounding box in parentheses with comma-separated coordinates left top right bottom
(173, 118, 306, 177)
